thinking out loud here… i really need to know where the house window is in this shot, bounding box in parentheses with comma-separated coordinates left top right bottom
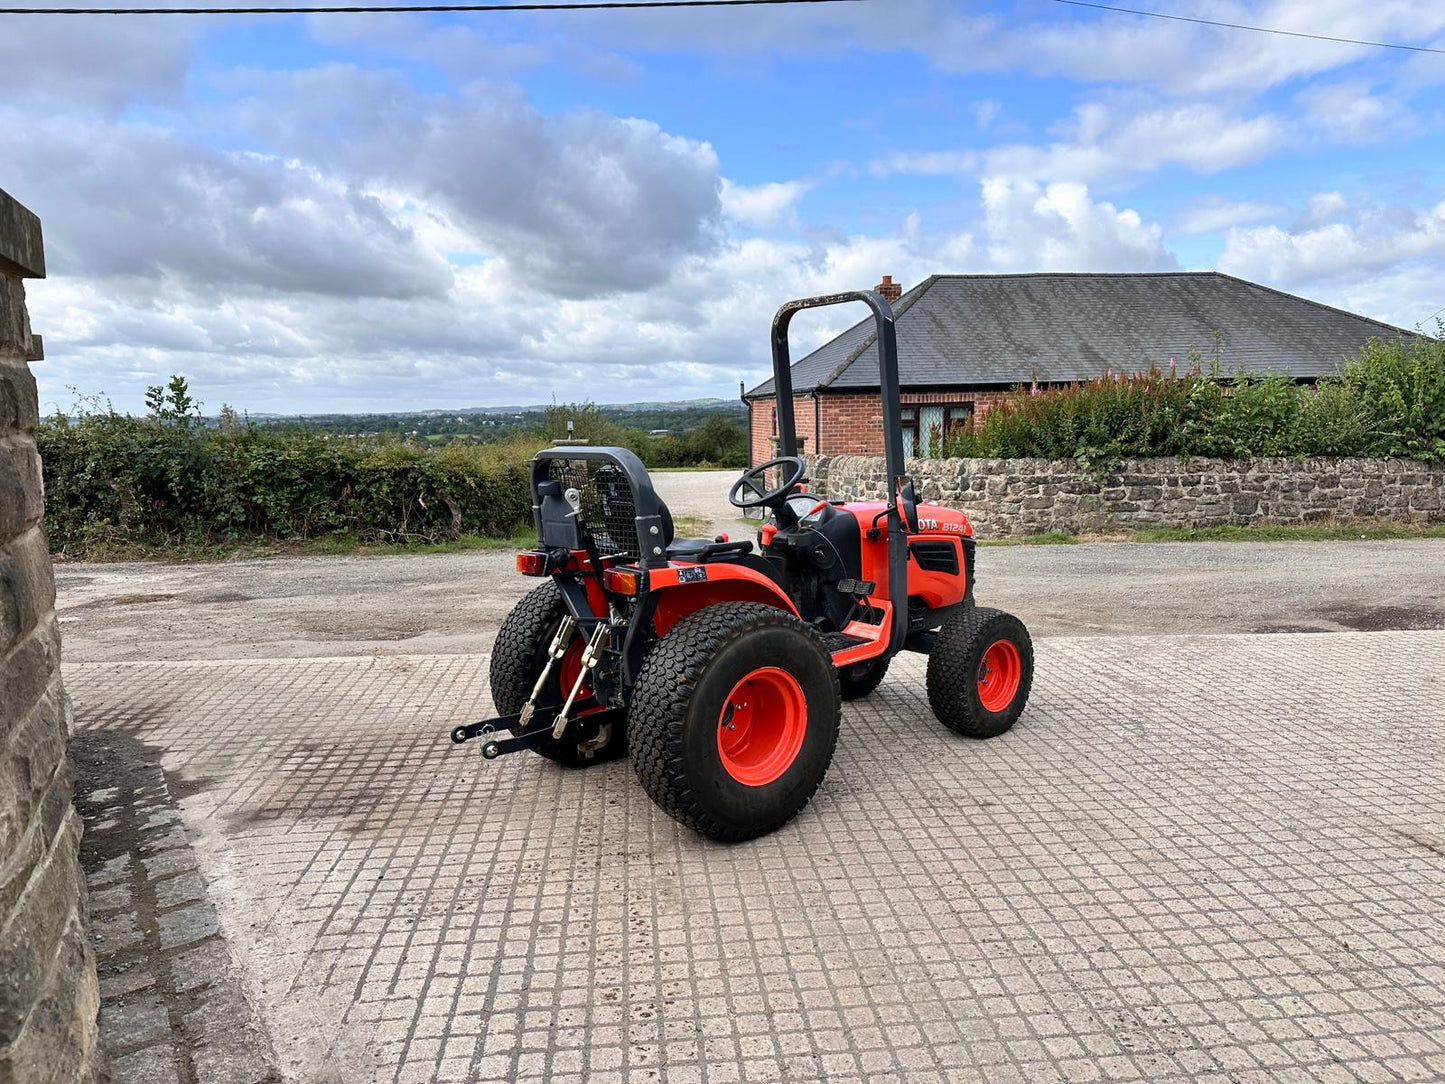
(901, 402, 974, 458)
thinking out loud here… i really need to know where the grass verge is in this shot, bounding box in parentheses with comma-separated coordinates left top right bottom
(1127, 522, 1445, 543)
(53, 524, 539, 563)
(977, 530, 1083, 547)
(671, 514, 714, 537)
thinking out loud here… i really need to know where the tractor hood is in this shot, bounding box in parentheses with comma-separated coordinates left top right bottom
(842, 501, 975, 537)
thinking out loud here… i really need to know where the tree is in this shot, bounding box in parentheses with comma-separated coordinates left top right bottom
(145, 375, 202, 427)
(218, 403, 243, 434)
(543, 401, 617, 444)
(685, 415, 747, 466)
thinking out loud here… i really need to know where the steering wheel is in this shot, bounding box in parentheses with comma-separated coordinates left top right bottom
(728, 456, 807, 509)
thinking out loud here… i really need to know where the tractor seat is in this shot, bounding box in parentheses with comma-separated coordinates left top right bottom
(666, 537, 755, 561)
(654, 496, 754, 562)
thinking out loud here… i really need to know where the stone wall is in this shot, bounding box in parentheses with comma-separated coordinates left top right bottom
(807, 453, 1445, 538)
(0, 189, 102, 1082)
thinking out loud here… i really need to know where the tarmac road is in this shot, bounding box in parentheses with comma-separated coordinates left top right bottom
(55, 470, 1445, 663)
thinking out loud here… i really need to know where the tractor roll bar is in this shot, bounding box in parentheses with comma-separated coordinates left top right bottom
(771, 291, 908, 654)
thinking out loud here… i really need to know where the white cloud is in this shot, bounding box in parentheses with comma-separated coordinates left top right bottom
(1295, 81, 1414, 144)
(559, 0, 1445, 98)
(0, 115, 454, 300)
(0, 17, 192, 111)
(920, 1, 1398, 96)
(870, 149, 978, 178)
(25, 172, 1181, 413)
(1220, 199, 1445, 284)
(304, 15, 548, 81)
(874, 100, 1285, 184)
(1294, 192, 1350, 229)
(1173, 197, 1281, 236)
(720, 179, 811, 231)
(1218, 196, 1445, 326)
(979, 179, 1178, 272)
(226, 67, 725, 298)
(734, 1, 1445, 98)
(29, 228, 942, 413)
(972, 99, 1002, 132)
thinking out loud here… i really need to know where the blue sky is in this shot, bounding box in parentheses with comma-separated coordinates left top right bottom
(3, 0, 1444, 413)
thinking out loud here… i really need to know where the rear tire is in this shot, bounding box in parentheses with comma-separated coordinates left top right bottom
(629, 603, 840, 842)
(837, 656, 890, 700)
(926, 606, 1033, 738)
(489, 581, 626, 767)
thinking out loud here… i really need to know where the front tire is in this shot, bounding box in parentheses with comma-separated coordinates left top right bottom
(629, 604, 840, 842)
(926, 606, 1033, 738)
(489, 581, 626, 767)
(837, 656, 890, 700)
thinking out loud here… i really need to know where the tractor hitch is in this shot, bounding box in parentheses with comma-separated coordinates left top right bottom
(449, 707, 626, 761)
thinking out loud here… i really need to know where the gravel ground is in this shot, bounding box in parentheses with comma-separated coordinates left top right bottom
(55, 470, 1445, 663)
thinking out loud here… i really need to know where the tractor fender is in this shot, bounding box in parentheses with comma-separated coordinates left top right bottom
(649, 563, 799, 637)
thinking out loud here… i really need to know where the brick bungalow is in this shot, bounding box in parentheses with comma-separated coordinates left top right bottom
(744, 271, 1417, 465)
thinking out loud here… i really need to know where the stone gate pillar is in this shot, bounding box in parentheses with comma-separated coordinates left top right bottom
(0, 188, 102, 1081)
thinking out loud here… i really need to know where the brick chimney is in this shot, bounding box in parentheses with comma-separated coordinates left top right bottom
(874, 275, 902, 303)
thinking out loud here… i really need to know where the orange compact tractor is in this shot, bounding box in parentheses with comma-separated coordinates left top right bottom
(450, 291, 1033, 840)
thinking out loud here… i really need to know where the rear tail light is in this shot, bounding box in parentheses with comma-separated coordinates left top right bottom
(603, 567, 643, 596)
(516, 551, 548, 576)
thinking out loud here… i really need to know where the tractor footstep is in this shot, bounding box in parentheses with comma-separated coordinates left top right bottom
(821, 631, 867, 654)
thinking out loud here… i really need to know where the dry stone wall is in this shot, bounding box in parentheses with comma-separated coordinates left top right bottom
(807, 454, 1445, 538)
(0, 188, 102, 1083)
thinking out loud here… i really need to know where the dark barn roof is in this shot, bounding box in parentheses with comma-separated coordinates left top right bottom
(745, 272, 1417, 398)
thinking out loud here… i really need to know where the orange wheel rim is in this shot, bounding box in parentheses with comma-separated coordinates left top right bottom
(977, 639, 1022, 713)
(717, 667, 807, 787)
(558, 639, 594, 703)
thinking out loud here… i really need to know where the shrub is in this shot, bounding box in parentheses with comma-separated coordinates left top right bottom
(940, 334, 1444, 464)
(38, 411, 541, 555)
(1333, 333, 1445, 459)
(39, 379, 749, 556)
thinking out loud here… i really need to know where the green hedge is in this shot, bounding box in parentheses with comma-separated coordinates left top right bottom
(940, 334, 1445, 463)
(38, 417, 540, 555)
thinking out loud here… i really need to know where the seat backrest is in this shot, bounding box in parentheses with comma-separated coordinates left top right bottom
(655, 497, 676, 547)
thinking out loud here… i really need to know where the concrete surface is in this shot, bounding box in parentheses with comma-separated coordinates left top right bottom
(56, 469, 1445, 1082)
(74, 731, 279, 1084)
(64, 633, 1445, 1083)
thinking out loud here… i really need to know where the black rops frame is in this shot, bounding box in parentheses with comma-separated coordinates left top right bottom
(771, 290, 909, 655)
(529, 445, 668, 696)
(530, 446, 672, 569)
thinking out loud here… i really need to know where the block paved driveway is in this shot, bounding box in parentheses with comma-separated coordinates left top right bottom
(65, 628, 1445, 1084)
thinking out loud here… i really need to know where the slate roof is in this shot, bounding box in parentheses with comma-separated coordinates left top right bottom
(745, 272, 1418, 398)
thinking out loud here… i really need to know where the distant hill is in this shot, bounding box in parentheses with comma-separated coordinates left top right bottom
(453, 397, 740, 416)
(235, 398, 746, 449)
(238, 397, 741, 423)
